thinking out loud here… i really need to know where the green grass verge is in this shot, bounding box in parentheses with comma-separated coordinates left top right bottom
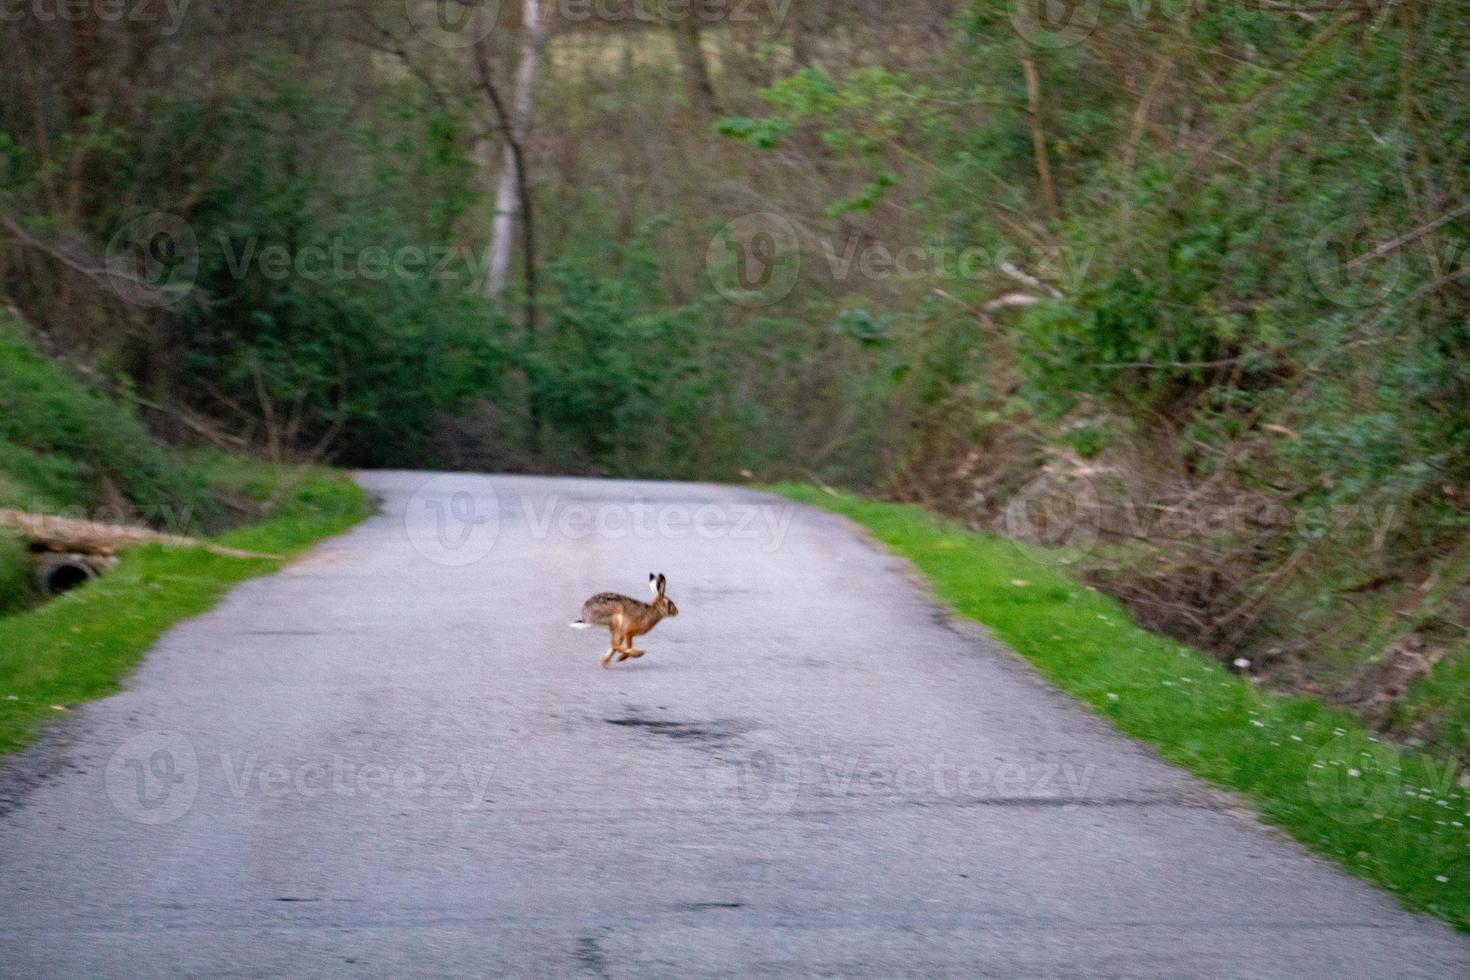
(776, 485, 1470, 931)
(0, 469, 370, 756)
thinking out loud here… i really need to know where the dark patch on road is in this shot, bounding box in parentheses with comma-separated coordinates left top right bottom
(0, 712, 89, 821)
(679, 901, 745, 911)
(603, 717, 730, 742)
(574, 934, 609, 976)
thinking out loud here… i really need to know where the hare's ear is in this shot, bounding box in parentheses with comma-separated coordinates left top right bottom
(649, 573, 659, 598)
(656, 573, 667, 596)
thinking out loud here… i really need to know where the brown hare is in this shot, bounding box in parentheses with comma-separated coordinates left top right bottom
(571, 573, 679, 668)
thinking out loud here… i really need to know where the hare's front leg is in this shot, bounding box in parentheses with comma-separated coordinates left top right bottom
(616, 624, 643, 662)
(615, 637, 641, 662)
(605, 616, 636, 668)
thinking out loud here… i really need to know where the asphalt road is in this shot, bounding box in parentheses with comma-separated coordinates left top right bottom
(2, 471, 1468, 977)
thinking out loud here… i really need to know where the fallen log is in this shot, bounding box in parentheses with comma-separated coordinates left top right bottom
(0, 508, 281, 561)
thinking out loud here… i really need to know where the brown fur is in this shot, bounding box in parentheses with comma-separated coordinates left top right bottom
(577, 574, 679, 668)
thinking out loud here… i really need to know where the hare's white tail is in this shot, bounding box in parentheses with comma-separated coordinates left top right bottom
(569, 620, 593, 629)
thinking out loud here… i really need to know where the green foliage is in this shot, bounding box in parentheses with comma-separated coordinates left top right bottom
(714, 116, 792, 149)
(534, 265, 716, 476)
(1395, 647, 1470, 762)
(826, 170, 898, 217)
(172, 69, 509, 464)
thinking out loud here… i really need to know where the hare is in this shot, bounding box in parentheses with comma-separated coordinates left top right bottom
(571, 573, 679, 668)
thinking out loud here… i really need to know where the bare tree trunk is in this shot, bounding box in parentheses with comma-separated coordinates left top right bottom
(790, 0, 818, 68)
(486, 0, 544, 299)
(670, 14, 718, 114)
(1019, 46, 1059, 221)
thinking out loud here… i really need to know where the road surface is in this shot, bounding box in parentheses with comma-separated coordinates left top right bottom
(1, 472, 1468, 977)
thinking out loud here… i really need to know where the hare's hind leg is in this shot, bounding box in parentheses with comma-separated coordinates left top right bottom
(602, 616, 625, 669)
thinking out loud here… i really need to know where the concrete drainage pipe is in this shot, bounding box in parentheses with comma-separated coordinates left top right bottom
(36, 552, 118, 597)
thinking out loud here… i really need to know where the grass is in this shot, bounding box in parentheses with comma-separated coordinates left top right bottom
(1395, 646, 1470, 763)
(776, 484, 1470, 932)
(0, 322, 209, 516)
(0, 467, 370, 756)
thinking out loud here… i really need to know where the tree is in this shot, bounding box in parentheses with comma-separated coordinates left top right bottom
(484, 0, 546, 300)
